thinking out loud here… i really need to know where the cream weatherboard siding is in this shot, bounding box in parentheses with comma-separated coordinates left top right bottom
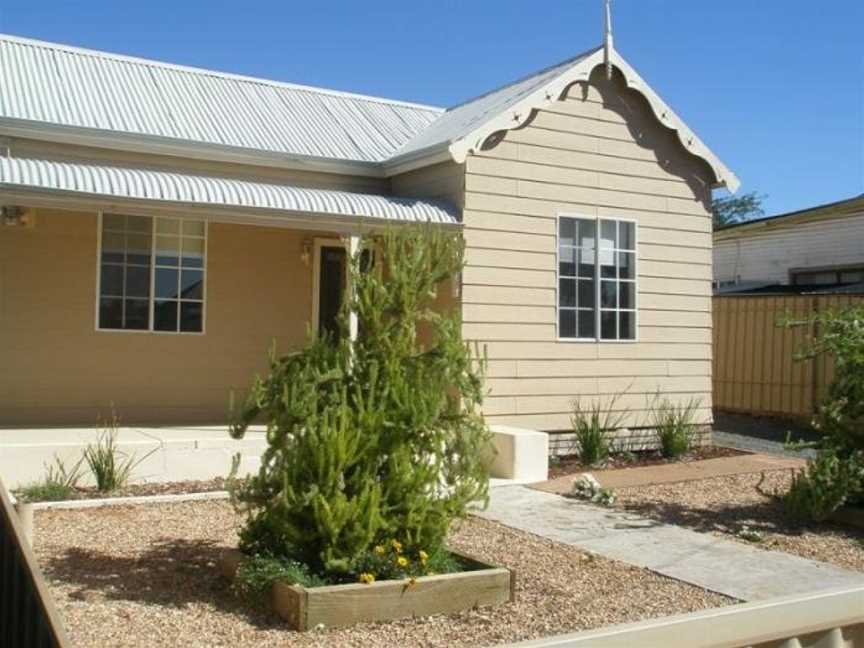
(461, 69, 716, 431)
(391, 161, 465, 207)
(714, 210, 864, 286)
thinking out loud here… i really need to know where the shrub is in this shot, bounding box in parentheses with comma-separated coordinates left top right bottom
(17, 454, 84, 502)
(648, 393, 701, 459)
(229, 227, 490, 580)
(570, 394, 625, 466)
(234, 554, 329, 602)
(83, 411, 154, 492)
(570, 473, 616, 507)
(781, 306, 864, 520)
(783, 450, 864, 522)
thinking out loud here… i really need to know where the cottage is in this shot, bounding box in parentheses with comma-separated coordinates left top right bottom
(0, 33, 737, 445)
(714, 194, 864, 294)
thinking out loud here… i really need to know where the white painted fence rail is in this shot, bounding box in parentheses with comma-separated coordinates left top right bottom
(501, 585, 864, 648)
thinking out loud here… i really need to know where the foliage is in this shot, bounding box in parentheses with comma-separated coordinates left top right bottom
(569, 393, 625, 466)
(648, 393, 702, 459)
(711, 191, 765, 229)
(783, 450, 864, 522)
(83, 411, 155, 492)
(791, 306, 864, 453)
(570, 473, 616, 507)
(17, 454, 84, 502)
(229, 226, 490, 579)
(352, 539, 462, 583)
(781, 305, 864, 520)
(234, 554, 329, 602)
(736, 525, 764, 543)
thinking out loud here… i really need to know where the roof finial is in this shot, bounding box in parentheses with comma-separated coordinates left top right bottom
(604, 0, 614, 79)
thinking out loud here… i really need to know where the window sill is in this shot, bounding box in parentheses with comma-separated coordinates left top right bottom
(556, 337, 639, 344)
(95, 328, 206, 337)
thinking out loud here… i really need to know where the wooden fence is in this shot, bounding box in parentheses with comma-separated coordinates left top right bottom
(712, 294, 864, 419)
(0, 478, 70, 647)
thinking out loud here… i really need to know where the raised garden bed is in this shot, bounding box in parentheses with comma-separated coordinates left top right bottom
(14, 478, 228, 503)
(549, 445, 748, 479)
(220, 548, 514, 630)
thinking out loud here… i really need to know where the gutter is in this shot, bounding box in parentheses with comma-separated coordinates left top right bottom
(0, 118, 389, 179)
(0, 117, 462, 180)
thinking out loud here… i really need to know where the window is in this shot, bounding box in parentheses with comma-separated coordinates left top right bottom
(558, 216, 636, 341)
(98, 214, 206, 333)
(792, 266, 864, 287)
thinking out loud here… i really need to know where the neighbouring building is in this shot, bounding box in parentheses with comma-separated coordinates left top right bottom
(714, 194, 864, 294)
(0, 33, 737, 437)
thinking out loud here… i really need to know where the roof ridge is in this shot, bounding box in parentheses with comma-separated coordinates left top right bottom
(444, 45, 603, 112)
(0, 32, 446, 114)
(715, 193, 864, 232)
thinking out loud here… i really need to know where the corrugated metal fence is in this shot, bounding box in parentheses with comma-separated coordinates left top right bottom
(713, 294, 864, 419)
(0, 478, 70, 647)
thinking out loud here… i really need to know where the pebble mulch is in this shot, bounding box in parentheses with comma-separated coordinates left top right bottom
(34, 500, 732, 648)
(616, 470, 864, 573)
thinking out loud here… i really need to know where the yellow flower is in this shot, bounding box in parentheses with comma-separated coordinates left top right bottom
(419, 550, 429, 563)
(359, 572, 376, 584)
(374, 545, 386, 555)
(391, 539, 403, 553)
(396, 556, 409, 568)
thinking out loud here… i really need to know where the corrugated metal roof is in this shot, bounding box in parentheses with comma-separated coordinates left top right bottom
(0, 34, 738, 190)
(389, 48, 599, 162)
(0, 34, 443, 164)
(0, 155, 459, 224)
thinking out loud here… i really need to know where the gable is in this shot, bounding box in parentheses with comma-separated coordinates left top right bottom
(466, 65, 718, 213)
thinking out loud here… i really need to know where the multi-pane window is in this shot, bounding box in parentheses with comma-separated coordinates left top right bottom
(98, 214, 206, 333)
(558, 216, 636, 341)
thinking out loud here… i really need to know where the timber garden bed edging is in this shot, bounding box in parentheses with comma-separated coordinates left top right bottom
(831, 506, 864, 531)
(219, 548, 515, 630)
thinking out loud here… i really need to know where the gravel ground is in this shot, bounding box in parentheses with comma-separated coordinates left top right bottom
(616, 470, 864, 572)
(34, 500, 732, 648)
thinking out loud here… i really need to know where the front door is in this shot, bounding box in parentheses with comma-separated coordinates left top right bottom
(316, 244, 347, 338)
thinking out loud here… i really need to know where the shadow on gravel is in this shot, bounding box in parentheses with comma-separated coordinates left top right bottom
(42, 539, 282, 628)
(619, 496, 864, 545)
(713, 413, 822, 445)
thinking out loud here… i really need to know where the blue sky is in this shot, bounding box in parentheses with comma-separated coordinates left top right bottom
(1, 0, 862, 216)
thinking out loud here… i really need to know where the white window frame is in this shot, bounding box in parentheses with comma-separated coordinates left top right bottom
(556, 213, 638, 343)
(95, 212, 208, 335)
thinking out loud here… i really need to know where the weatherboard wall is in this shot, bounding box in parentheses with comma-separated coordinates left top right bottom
(461, 68, 716, 431)
(713, 210, 864, 286)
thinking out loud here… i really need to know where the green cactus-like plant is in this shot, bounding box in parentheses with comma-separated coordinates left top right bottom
(229, 226, 490, 577)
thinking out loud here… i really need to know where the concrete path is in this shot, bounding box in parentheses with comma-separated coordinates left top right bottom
(477, 485, 864, 602)
(534, 453, 805, 493)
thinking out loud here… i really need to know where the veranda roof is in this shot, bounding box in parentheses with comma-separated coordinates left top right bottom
(0, 155, 459, 226)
